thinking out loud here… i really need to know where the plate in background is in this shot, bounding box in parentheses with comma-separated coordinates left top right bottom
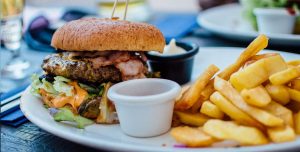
(197, 4, 300, 47)
(21, 47, 300, 152)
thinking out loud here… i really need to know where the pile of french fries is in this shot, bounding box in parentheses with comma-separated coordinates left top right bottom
(171, 34, 300, 147)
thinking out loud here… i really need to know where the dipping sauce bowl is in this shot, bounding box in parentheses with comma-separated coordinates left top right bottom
(107, 78, 181, 137)
(146, 41, 199, 85)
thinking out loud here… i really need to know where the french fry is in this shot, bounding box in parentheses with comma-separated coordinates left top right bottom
(194, 34, 269, 108)
(241, 85, 271, 107)
(200, 101, 224, 119)
(230, 55, 288, 91)
(243, 53, 278, 68)
(199, 82, 215, 101)
(230, 59, 269, 91)
(248, 53, 278, 61)
(267, 125, 296, 143)
(172, 113, 182, 127)
(214, 76, 284, 127)
(190, 82, 214, 112)
(175, 111, 209, 127)
(244, 54, 287, 73)
(287, 88, 300, 102)
(191, 99, 204, 113)
(191, 81, 216, 113)
(294, 111, 300, 134)
(169, 35, 300, 147)
(171, 126, 215, 147)
(210, 91, 265, 130)
(203, 120, 268, 145)
(263, 101, 294, 127)
(263, 55, 288, 75)
(176, 85, 190, 101)
(265, 84, 290, 105)
(287, 59, 300, 66)
(243, 60, 257, 68)
(291, 79, 300, 91)
(218, 34, 269, 80)
(269, 67, 300, 85)
(175, 64, 219, 110)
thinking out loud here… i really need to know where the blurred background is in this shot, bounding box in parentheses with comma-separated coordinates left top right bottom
(0, 0, 200, 92)
(1, 1, 300, 150)
(1, 0, 299, 93)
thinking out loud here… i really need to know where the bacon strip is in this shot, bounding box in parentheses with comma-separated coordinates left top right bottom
(63, 51, 147, 81)
(115, 59, 146, 80)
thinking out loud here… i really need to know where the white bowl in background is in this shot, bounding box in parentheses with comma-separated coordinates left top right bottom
(254, 8, 299, 34)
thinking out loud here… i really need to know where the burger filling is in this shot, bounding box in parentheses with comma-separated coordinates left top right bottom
(31, 51, 150, 128)
(42, 51, 148, 83)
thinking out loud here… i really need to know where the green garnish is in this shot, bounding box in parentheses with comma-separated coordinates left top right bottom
(53, 107, 94, 129)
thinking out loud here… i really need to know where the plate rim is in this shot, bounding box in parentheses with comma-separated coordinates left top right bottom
(20, 47, 300, 152)
(197, 4, 300, 45)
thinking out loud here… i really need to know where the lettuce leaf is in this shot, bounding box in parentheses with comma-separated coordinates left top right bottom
(53, 77, 74, 96)
(52, 107, 75, 122)
(54, 76, 71, 83)
(74, 115, 94, 129)
(32, 74, 106, 100)
(31, 74, 75, 96)
(30, 74, 43, 96)
(30, 74, 57, 96)
(41, 79, 58, 94)
(52, 107, 94, 129)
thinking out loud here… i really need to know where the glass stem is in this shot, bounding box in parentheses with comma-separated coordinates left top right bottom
(10, 48, 21, 59)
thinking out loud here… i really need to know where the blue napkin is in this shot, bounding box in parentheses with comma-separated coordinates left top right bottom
(1, 108, 24, 121)
(150, 14, 198, 42)
(0, 83, 29, 103)
(1, 83, 29, 127)
(0, 104, 19, 118)
(4, 118, 28, 127)
(0, 107, 28, 127)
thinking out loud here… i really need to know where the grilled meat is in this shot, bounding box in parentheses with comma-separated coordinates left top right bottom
(42, 51, 148, 83)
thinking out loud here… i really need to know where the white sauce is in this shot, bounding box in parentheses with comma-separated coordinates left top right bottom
(150, 39, 186, 56)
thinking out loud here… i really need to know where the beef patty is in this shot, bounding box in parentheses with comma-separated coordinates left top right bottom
(42, 53, 122, 83)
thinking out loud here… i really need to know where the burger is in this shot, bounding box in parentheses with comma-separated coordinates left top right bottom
(31, 18, 165, 127)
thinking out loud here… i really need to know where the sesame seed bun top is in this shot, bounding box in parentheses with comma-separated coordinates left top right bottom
(51, 18, 165, 53)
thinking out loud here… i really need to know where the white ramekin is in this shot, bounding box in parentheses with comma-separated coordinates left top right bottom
(107, 78, 181, 137)
(254, 8, 299, 34)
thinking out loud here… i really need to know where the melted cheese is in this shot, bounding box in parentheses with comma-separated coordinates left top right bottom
(39, 81, 88, 112)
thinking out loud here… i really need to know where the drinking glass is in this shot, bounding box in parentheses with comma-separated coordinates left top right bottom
(0, 0, 33, 92)
(1, 0, 31, 80)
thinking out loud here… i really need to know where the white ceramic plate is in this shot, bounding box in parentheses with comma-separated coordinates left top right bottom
(197, 4, 300, 47)
(21, 47, 300, 152)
